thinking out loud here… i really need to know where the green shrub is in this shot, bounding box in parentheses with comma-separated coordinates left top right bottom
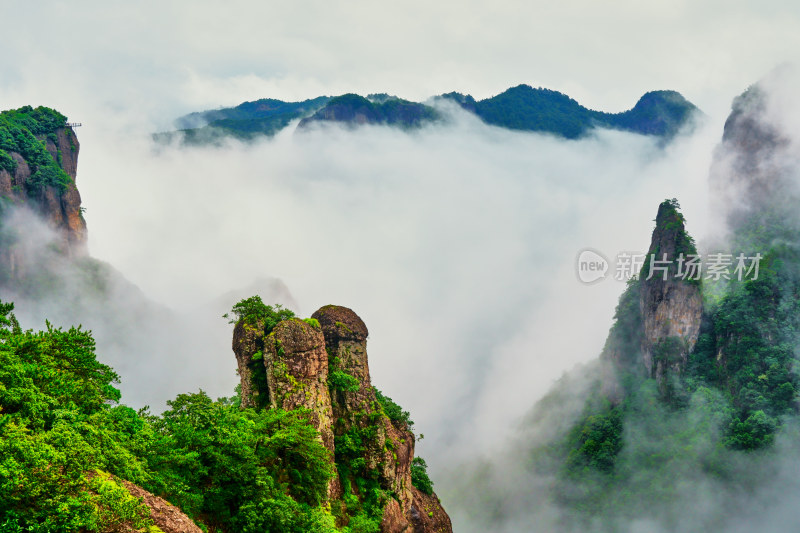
(410, 457, 434, 495)
(223, 295, 295, 327)
(373, 387, 414, 428)
(0, 149, 16, 173)
(27, 164, 72, 194)
(330, 370, 360, 392)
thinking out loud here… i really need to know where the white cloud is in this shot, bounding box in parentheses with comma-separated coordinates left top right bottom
(64, 104, 719, 470)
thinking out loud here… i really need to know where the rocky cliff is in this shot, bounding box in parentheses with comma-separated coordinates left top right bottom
(639, 201, 703, 386)
(602, 199, 703, 394)
(0, 106, 87, 282)
(233, 304, 452, 533)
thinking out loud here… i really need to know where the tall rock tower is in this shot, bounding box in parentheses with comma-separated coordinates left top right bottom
(639, 200, 704, 386)
(602, 199, 703, 395)
(232, 304, 453, 533)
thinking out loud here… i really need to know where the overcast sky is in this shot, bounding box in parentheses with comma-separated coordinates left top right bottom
(2, 0, 799, 126)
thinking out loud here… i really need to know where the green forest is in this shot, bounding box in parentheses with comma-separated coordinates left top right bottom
(0, 298, 429, 532)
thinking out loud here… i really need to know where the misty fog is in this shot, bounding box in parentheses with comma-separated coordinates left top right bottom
(0, 100, 719, 533)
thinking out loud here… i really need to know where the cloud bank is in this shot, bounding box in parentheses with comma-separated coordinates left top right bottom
(0, 104, 706, 533)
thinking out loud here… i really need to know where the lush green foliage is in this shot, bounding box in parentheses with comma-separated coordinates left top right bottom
(312, 94, 439, 129)
(601, 278, 643, 370)
(0, 291, 437, 531)
(660, 198, 698, 258)
(225, 296, 297, 410)
(689, 249, 800, 449)
(474, 85, 593, 138)
(224, 295, 296, 326)
(564, 404, 624, 473)
(143, 392, 336, 531)
(0, 300, 346, 532)
(410, 457, 434, 495)
(304, 317, 321, 329)
(333, 410, 390, 532)
(0, 105, 72, 194)
(330, 370, 361, 393)
(373, 387, 414, 429)
(0, 301, 155, 531)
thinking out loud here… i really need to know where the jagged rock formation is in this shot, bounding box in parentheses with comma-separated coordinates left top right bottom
(446, 73, 800, 532)
(313, 305, 372, 419)
(263, 318, 336, 453)
(602, 199, 703, 393)
(233, 304, 452, 533)
(639, 201, 704, 384)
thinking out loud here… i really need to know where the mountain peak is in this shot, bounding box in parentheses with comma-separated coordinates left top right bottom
(601, 199, 702, 395)
(640, 200, 703, 388)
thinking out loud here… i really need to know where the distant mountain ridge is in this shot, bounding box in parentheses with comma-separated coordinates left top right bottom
(159, 85, 699, 145)
(455, 85, 698, 139)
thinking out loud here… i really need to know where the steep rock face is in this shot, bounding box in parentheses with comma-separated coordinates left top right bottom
(263, 318, 335, 453)
(601, 200, 703, 394)
(233, 304, 452, 533)
(231, 318, 267, 409)
(640, 201, 704, 384)
(701, 70, 800, 410)
(313, 306, 410, 489)
(231, 317, 336, 452)
(709, 84, 790, 235)
(0, 121, 87, 284)
(312, 305, 372, 418)
(44, 127, 86, 249)
(11, 126, 85, 251)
